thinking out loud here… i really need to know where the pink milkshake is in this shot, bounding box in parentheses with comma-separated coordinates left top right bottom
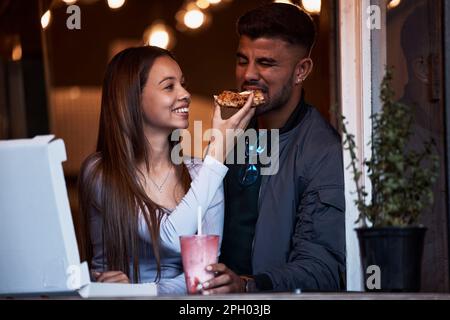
(180, 235, 219, 294)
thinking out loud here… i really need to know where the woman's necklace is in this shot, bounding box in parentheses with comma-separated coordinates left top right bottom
(148, 167, 172, 193)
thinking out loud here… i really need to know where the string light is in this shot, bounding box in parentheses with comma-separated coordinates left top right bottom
(196, 0, 210, 9)
(107, 0, 126, 10)
(41, 10, 51, 29)
(388, 0, 401, 9)
(274, 0, 293, 4)
(149, 30, 169, 49)
(301, 0, 321, 14)
(143, 22, 175, 50)
(184, 9, 205, 29)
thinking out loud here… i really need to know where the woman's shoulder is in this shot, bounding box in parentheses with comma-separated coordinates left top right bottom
(79, 152, 103, 206)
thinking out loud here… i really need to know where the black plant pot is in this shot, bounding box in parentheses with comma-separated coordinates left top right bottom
(356, 226, 427, 292)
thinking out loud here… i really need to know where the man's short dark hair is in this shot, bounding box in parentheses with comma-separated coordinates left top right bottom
(237, 3, 316, 54)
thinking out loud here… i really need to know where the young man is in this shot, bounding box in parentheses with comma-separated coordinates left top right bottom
(202, 3, 346, 294)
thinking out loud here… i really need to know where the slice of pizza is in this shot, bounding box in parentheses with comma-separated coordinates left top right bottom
(213, 90, 265, 108)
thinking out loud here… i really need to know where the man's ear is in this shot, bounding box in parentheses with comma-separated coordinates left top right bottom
(295, 57, 313, 85)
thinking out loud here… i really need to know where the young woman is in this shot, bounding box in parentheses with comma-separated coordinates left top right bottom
(78, 46, 254, 295)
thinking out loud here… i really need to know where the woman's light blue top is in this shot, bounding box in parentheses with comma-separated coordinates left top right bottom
(86, 155, 228, 295)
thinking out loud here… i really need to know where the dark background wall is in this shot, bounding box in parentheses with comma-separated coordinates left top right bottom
(0, 0, 49, 139)
(44, 0, 335, 117)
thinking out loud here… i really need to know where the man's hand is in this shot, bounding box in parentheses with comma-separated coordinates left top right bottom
(200, 263, 246, 295)
(93, 271, 130, 284)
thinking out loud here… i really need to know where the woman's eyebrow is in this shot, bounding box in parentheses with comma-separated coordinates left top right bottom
(158, 76, 176, 85)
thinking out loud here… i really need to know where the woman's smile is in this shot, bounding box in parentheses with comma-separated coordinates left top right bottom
(171, 103, 190, 118)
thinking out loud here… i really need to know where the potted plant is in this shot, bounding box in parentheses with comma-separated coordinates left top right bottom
(341, 69, 439, 292)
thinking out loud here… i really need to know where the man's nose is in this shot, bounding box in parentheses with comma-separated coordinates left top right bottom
(244, 63, 260, 82)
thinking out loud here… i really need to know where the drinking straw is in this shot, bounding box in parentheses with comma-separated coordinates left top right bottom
(197, 205, 202, 236)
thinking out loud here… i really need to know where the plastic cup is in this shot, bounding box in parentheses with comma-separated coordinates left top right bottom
(180, 234, 219, 294)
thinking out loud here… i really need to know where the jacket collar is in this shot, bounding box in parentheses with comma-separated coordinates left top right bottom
(279, 89, 308, 135)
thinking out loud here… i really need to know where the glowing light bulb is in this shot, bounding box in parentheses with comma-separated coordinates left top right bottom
(41, 10, 51, 29)
(274, 0, 293, 4)
(144, 23, 174, 50)
(196, 0, 210, 9)
(149, 30, 170, 49)
(302, 0, 321, 14)
(388, 0, 401, 9)
(107, 0, 126, 10)
(184, 9, 205, 29)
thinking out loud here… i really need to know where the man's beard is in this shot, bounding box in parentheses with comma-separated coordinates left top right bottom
(255, 80, 293, 116)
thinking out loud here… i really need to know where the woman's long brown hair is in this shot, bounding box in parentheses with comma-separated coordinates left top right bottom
(78, 46, 192, 283)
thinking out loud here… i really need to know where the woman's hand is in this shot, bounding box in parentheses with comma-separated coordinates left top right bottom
(207, 92, 256, 163)
(93, 271, 130, 284)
